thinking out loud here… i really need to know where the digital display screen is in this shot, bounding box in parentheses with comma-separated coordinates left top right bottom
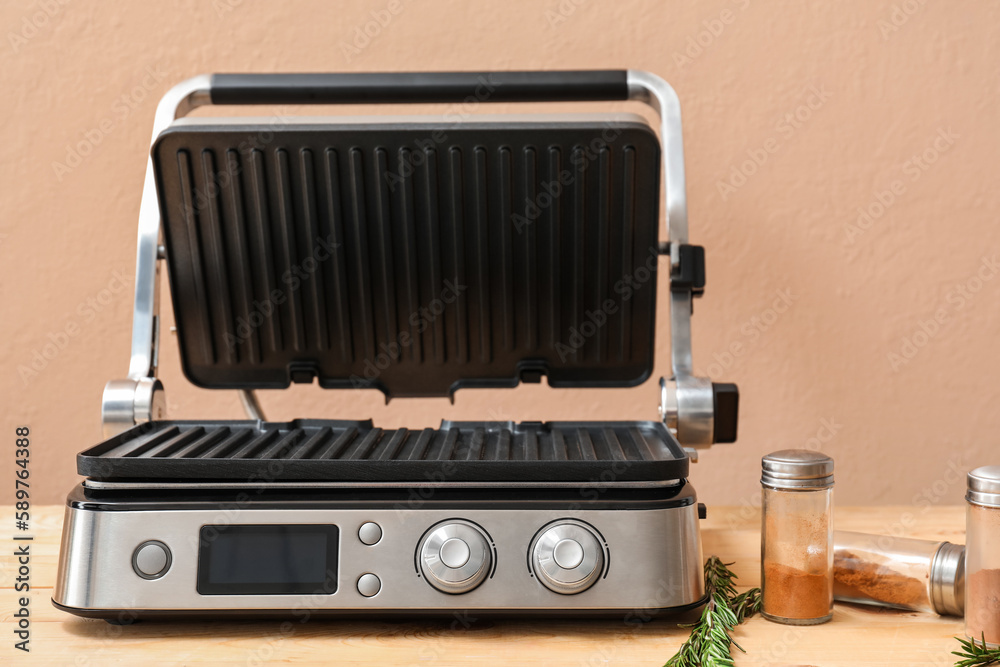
(197, 525, 338, 595)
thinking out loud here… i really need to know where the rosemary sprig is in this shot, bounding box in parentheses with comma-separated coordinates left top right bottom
(664, 556, 762, 667)
(954, 634, 1000, 667)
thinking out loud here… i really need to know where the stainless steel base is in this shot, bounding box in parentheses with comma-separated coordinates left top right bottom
(54, 487, 705, 617)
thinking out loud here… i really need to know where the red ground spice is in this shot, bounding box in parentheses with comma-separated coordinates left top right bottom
(967, 568, 1000, 645)
(763, 562, 832, 620)
(833, 549, 928, 609)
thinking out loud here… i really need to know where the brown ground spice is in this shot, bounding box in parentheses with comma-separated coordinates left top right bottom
(966, 569, 1000, 645)
(763, 562, 832, 619)
(833, 549, 928, 609)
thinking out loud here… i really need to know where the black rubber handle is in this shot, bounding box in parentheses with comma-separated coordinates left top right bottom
(712, 383, 739, 444)
(209, 71, 629, 105)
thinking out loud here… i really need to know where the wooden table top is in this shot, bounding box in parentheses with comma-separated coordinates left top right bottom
(1, 504, 968, 666)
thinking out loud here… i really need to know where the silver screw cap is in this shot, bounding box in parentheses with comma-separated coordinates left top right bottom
(930, 541, 965, 617)
(967, 466, 1000, 508)
(761, 449, 834, 490)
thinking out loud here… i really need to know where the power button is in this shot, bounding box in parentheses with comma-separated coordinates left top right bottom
(132, 540, 171, 580)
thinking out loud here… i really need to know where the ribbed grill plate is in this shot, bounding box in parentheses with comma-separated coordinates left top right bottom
(78, 419, 688, 482)
(152, 119, 661, 398)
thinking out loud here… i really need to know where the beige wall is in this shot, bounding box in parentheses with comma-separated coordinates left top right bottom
(3, 0, 998, 507)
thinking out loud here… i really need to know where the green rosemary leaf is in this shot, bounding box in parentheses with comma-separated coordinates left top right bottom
(953, 633, 1000, 667)
(663, 556, 762, 667)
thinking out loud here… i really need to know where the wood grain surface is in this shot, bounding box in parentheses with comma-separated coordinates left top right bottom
(0, 505, 968, 666)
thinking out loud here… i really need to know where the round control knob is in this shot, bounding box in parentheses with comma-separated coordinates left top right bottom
(531, 520, 604, 595)
(418, 521, 492, 594)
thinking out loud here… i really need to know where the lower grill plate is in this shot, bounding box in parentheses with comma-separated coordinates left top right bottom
(77, 419, 688, 482)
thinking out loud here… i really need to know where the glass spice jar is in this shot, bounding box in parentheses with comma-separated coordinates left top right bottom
(833, 531, 964, 616)
(761, 449, 834, 625)
(966, 466, 1000, 647)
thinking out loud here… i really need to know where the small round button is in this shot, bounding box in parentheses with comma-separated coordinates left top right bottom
(132, 540, 171, 580)
(439, 538, 471, 569)
(553, 539, 584, 569)
(357, 573, 381, 597)
(358, 522, 382, 546)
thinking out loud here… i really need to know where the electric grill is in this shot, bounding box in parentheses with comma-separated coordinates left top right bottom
(53, 70, 739, 620)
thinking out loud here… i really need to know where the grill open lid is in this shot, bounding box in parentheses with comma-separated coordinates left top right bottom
(104, 71, 738, 447)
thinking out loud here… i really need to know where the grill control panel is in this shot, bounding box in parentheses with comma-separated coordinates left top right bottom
(55, 502, 703, 614)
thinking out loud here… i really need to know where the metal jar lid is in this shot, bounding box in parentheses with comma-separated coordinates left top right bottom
(761, 450, 834, 490)
(930, 541, 965, 617)
(967, 466, 1000, 508)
